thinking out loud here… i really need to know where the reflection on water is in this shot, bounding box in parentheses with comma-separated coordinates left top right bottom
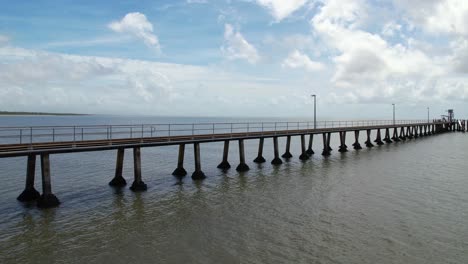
(0, 116, 468, 263)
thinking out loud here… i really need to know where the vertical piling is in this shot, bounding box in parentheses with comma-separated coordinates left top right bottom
(322, 133, 331, 156)
(299, 135, 309, 160)
(217, 141, 231, 169)
(306, 134, 314, 155)
(110, 148, 127, 186)
(392, 128, 400, 142)
(130, 147, 147, 191)
(399, 127, 406, 140)
(282, 136, 293, 159)
(253, 138, 266, 163)
(338, 132, 348, 152)
(37, 153, 60, 208)
(365, 129, 374, 148)
(271, 137, 283, 165)
(192, 142, 206, 179)
(384, 128, 392, 143)
(236, 139, 250, 172)
(353, 130, 362, 150)
(375, 129, 384, 145)
(172, 144, 188, 176)
(17, 154, 40, 202)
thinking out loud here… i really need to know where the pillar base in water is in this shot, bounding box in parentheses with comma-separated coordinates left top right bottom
(281, 152, 293, 159)
(172, 167, 187, 177)
(299, 153, 309, 160)
(271, 157, 283, 165)
(338, 146, 348, 152)
(365, 141, 374, 148)
(236, 163, 250, 172)
(130, 181, 147, 192)
(322, 149, 331, 156)
(191, 170, 206, 180)
(37, 194, 60, 208)
(353, 143, 362, 150)
(109, 176, 127, 187)
(384, 138, 393, 143)
(253, 156, 266, 163)
(375, 140, 384, 145)
(306, 149, 314, 155)
(17, 187, 40, 202)
(216, 161, 231, 170)
(393, 137, 401, 142)
(399, 136, 406, 141)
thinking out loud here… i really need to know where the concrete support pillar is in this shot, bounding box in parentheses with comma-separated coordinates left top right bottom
(353, 130, 362, 150)
(299, 135, 309, 160)
(271, 137, 283, 165)
(407, 126, 413, 139)
(110, 148, 127, 186)
(399, 127, 406, 140)
(217, 141, 231, 170)
(384, 128, 393, 143)
(374, 129, 384, 145)
(392, 128, 400, 142)
(322, 133, 331, 156)
(306, 134, 314, 155)
(192, 143, 206, 179)
(424, 125, 428, 136)
(414, 126, 419, 138)
(172, 144, 188, 176)
(130, 147, 147, 191)
(338, 132, 348, 152)
(17, 154, 40, 202)
(253, 138, 266, 163)
(365, 129, 374, 148)
(420, 126, 424, 137)
(282, 135, 293, 159)
(236, 139, 250, 172)
(37, 153, 60, 208)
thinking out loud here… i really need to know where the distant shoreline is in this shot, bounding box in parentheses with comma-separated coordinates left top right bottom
(0, 111, 89, 116)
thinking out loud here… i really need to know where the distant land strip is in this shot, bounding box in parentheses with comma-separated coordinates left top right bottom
(0, 111, 88, 116)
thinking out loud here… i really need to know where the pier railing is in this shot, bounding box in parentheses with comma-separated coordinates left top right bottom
(0, 120, 434, 145)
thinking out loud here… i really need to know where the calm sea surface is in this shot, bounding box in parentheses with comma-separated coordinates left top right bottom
(0, 115, 467, 264)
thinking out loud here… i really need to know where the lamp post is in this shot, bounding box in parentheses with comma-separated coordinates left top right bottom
(311, 94, 316, 129)
(392, 103, 395, 125)
(427, 107, 430, 123)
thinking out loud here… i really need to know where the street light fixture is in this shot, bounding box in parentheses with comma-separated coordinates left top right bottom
(311, 95, 316, 129)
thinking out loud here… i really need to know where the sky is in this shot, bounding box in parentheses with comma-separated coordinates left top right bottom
(0, 0, 467, 119)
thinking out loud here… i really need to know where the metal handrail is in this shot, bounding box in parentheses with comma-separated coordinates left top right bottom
(0, 119, 445, 145)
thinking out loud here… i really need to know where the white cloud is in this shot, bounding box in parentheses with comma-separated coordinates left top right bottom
(0, 35, 9, 46)
(109, 12, 160, 51)
(221, 24, 260, 64)
(186, 0, 208, 3)
(381, 22, 402, 37)
(255, 0, 310, 21)
(282, 50, 325, 71)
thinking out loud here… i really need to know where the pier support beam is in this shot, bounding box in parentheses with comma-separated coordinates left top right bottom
(17, 154, 40, 202)
(392, 128, 401, 142)
(172, 144, 188, 177)
(217, 141, 231, 170)
(110, 148, 127, 186)
(130, 147, 147, 191)
(353, 131, 362, 150)
(414, 127, 419, 138)
(299, 135, 309, 160)
(375, 129, 384, 145)
(338, 132, 348, 152)
(306, 134, 314, 155)
(271, 137, 283, 165)
(236, 139, 250, 172)
(424, 125, 428, 136)
(365, 129, 374, 148)
(384, 128, 393, 143)
(282, 136, 293, 159)
(37, 154, 60, 208)
(407, 127, 413, 139)
(192, 143, 206, 180)
(322, 133, 331, 156)
(253, 138, 266, 163)
(399, 127, 406, 140)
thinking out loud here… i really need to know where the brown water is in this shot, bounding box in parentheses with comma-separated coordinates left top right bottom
(1, 116, 467, 263)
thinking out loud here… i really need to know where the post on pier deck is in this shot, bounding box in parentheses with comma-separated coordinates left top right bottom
(130, 147, 147, 191)
(322, 133, 331, 156)
(236, 139, 250, 172)
(306, 134, 314, 155)
(37, 153, 60, 208)
(282, 135, 293, 159)
(299, 135, 309, 160)
(338, 132, 348, 152)
(353, 130, 362, 150)
(192, 142, 206, 179)
(375, 129, 384, 145)
(110, 148, 127, 186)
(271, 137, 283, 165)
(384, 128, 392, 143)
(172, 144, 188, 177)
(365, 129, 374, 148)
(217, 141, 231, 170)
(17, 154, 40, 202)
(253, 138, 266, 163)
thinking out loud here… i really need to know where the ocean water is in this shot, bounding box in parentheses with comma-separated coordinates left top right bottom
(0, 115, 467, 263)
